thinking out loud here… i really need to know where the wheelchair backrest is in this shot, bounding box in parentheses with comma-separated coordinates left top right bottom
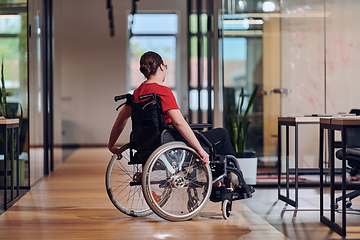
(131, 93, 166, 164)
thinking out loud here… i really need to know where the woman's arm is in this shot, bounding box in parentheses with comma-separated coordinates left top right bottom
(166, 109, 209, 164)
(108, 105, 132, 154)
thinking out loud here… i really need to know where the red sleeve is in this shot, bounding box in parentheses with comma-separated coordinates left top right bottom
(160, 87, 179, 112)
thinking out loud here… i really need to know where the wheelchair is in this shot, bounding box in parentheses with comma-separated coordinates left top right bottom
(105, 93, 254, 221)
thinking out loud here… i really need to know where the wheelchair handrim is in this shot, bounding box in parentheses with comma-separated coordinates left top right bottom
(142, 142, 212, 221)
(106, 144, 152, 217)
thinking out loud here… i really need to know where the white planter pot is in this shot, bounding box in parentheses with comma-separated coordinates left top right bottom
(236, 157, 258, 185)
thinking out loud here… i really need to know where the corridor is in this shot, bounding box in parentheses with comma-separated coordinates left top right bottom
(0, 148, 286, 240)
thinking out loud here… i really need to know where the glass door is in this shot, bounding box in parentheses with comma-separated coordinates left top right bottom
(220, 0, 281, 180)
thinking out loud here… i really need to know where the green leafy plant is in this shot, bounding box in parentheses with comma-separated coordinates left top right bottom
(0, 59, 22, 119)
(225, 86, 258, 154)
(0, 59, 11, 117)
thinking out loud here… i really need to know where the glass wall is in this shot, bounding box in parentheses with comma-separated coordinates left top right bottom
(221, 0, 275, 179)
(223, 15, 263, 155)
(222, 0, 360, 185)
(0, 0, 29, 211)
(28, 0, 46, 185)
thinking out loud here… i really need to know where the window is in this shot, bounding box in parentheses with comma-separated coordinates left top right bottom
(0, 12, 27, 116)
(128, 14, 178, 97)
(187, 10, 214, 124)
(0, 14, 22, 88)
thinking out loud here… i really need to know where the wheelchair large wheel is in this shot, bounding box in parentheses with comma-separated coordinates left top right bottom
(142, 142, 212, 221)
(105, 143, 152, 217)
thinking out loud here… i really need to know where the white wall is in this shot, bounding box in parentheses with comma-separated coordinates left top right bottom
(53, 0, 187, 146)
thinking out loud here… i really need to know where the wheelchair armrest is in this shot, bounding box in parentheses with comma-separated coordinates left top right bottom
(165, 123, 211, 131)
(193, 130, 213, 151)
(189, 123, 211, 130)
(162, 125, 213, 152)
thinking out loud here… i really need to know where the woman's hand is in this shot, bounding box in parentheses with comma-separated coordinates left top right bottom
(109, 146, 119, 154)
(198, 149, 209, 165)
(108, 105, 132, 154)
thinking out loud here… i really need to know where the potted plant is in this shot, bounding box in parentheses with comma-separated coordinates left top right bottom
(225, 86, 258, 185)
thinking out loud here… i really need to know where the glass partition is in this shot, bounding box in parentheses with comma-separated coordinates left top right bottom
(220, 0, 283, 184)
(0, 0, 29, 212)
(221, 0, 360, 185)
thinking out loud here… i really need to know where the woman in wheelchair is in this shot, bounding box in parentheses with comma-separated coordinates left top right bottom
(106, 51, 254, 221)
(109, 51, 209, 164)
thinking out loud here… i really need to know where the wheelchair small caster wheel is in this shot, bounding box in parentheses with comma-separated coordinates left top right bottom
(346, 201, 352, 208)
(334, 203, 339, 210)
(222, 199, 231, 220)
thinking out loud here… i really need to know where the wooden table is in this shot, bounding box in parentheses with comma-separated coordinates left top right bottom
(0, 118, 20, 210)
(277, 116, 320, 208)
(319, 116, 360, 236)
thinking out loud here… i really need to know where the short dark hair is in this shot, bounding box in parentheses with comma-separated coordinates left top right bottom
(139, 51, 163, 79)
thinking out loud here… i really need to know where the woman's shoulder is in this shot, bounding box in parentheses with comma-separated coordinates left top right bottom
(145, 82, 172, 93)
(156, 85, 174, 97)
(135, 82, 172, 97)
(157, 84, 172, 92)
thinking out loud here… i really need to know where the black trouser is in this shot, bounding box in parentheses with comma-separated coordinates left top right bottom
(168, 127, 234, 156)
(202, 128, 234, 155)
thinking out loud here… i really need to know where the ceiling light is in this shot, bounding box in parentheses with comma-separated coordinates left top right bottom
(262, 1, 276, 12)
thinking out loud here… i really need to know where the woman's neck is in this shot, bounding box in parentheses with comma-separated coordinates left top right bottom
(145, 76, 163, 84)
(145, 79, 158, 84)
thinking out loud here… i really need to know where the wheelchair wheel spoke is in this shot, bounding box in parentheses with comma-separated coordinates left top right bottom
(106, 144, 152, 217)
(143, 142, 212, 221)
(115, 160, 133, 178)
(112, 178, 132, 196)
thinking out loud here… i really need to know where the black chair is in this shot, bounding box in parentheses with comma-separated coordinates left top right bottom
(334, 109, 360, 209)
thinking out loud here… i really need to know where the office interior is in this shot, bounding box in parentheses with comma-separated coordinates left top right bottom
(1, 0, 360, 239)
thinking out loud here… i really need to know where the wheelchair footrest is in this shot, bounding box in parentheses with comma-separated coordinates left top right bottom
(209, 186, 225, 202)
(233, 186, 255, 200)
(128, 161, 142, 165)
(209, 186, 255, 203)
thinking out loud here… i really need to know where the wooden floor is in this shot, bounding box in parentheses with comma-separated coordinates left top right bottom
(243, 187, 360, 240)
(0, 148, 287, 240)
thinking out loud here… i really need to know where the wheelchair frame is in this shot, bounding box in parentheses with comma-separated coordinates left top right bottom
(105, 93, 253, 221)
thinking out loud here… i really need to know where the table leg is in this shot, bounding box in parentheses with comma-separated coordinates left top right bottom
(319, 126, 324, 218)
(286, 125, 290, 198)
(295, 123, 299, 208)
(278, 123, 281, 198)
(341, 128, 347, 236)
(329, 129, 335, 222)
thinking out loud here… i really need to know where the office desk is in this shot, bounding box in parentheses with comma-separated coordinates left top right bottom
(319, 116, 360, 237)
(0, 118, 20, 210)
(277, 116, 319, 208)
